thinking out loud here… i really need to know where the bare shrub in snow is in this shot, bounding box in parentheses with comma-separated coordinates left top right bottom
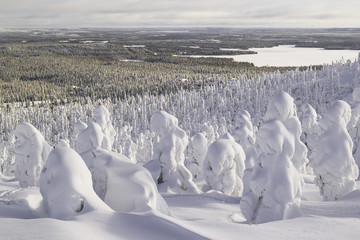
(40, 147, 112, 219)
(203, 134, 245, 196)
(151, 111, 201, 193)
(309, 100, 359, 200)
(13, 122, 52, 188)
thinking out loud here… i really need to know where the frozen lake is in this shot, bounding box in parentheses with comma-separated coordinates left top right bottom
(186, 45, 360, 67)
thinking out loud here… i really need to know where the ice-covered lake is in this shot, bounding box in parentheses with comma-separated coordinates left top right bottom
(186, 45, 360, 67)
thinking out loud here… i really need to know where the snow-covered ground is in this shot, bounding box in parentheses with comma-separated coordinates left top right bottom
(1, 176, 360, 240)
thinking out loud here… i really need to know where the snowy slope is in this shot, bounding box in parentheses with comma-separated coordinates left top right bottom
(1, 178, 360, 240)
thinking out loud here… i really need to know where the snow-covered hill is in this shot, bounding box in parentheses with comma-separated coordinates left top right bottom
(1, 56, 360, 239)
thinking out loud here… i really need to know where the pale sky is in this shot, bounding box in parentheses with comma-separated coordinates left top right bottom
(0, 0, 359, 29)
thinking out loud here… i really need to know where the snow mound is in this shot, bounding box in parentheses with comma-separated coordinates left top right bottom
(264, 91, 296, 122)
(13, 122, 52, 188)
(82, 148, 169, 214)
(0, 187, 45, 218)
(40, 147, 112, 219)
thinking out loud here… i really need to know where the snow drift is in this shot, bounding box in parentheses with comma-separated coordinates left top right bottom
(39, 147, 112, 219)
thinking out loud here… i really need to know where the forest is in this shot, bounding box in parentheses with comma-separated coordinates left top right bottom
(3, 28, 359, 103)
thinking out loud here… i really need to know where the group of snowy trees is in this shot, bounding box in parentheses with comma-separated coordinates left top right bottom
(13, 105, 169, 219)
(1, 56, 360, 223)
(9, 90, 360, 223)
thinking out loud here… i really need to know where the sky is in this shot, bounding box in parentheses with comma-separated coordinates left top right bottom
(0, 0, 359, 29)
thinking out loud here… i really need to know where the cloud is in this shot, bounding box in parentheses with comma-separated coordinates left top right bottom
(0, 0, 359, 28)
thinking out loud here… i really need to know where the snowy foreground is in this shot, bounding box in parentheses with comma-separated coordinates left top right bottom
(1, 177, 360, 240)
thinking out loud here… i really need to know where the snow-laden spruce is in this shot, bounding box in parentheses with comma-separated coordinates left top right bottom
(203, 133, 245, 196)
(348, 87, 360, 170)
(240, 92, 303, 223)
(231, 110, 256, 169)
(309, 100, 359, 200)
(13, 122, 52, 188)
(76, 115, 168, 214)
(40, 147, 112, 219)
(301, 103, 319, 154)
(185, 132, 208, 179)
(264, 91, 308, 172)
(151, 111, 201, 193)
(92, 105, 116, 150)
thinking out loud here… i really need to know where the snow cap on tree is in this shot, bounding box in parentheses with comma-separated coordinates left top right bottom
(321, 100, 351, 128)
(301, 103, 318, 134)
(264, 91, 296, 122)
(151, 111, 178, 137)
(75, 122, 104, 155)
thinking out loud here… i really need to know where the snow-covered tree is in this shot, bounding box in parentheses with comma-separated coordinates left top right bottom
(240, 120, 303, 223)
(136, 130, 155, 164)
(264, 91, 308, 172)
(40, 147, 112, 219)
(309, 100, 359, 200)
(72, 120, 88, 149)
(13, 122, 52, 188)
(347, 87, 360, 169)
(92, 105, 116, 150)
(151, 111, 201, 193)
(231, 110, 256, 169)
(240, 92, 303, 223)
(185, 132, 208, 179)
(203, 134, 245, 196)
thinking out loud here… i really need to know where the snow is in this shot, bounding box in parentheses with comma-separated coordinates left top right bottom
(2, 178, 360, 239)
